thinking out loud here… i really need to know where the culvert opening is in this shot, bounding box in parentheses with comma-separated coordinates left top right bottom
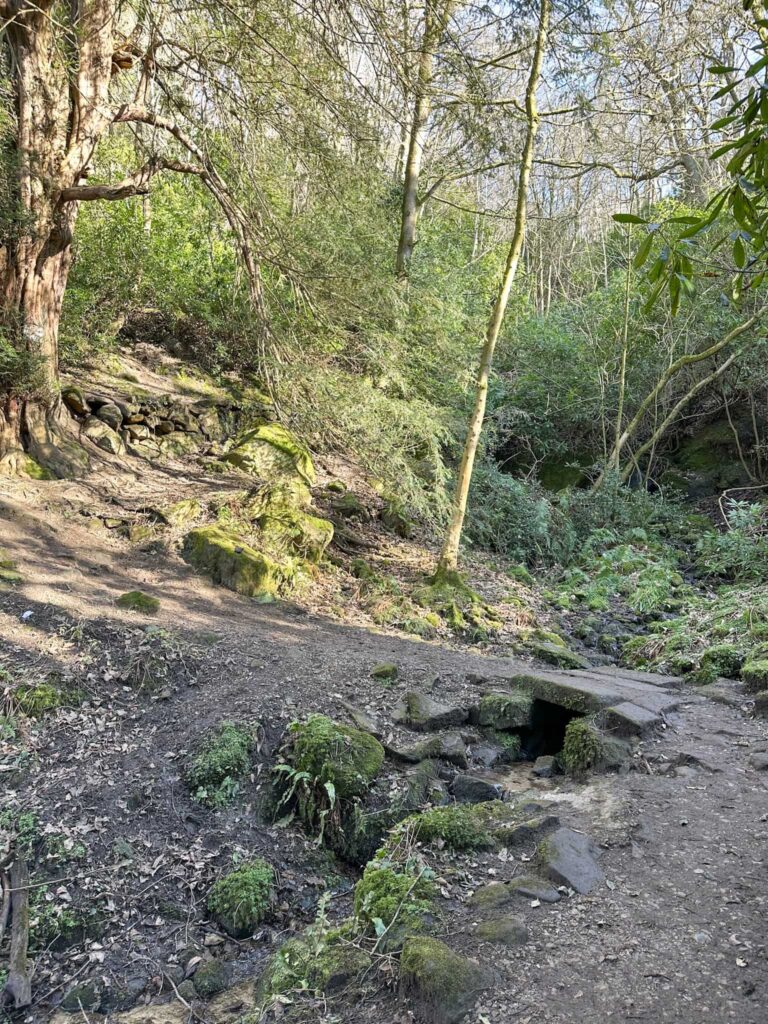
(520, 699, 581, 760)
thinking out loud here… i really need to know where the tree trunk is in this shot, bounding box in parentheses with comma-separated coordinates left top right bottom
(436, 0, 550, 573)
(395, 0, 456, 279)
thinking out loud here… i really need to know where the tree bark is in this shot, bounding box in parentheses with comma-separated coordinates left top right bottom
(395, 0, 456, 279)
(436, 0, 550, 573)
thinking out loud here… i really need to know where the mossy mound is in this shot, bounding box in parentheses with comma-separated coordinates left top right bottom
(412, 569, 502, 639)
(407, 804, 492, 850)
(400, 936, 490, 1024)
(14, 680, 82, 717)
(371, 662, 398, 682)
(207, 858, 274, 938)
(476, 691, 534, 730)
(157, 498, 202, 528)
(287, 715, 384, 800)
(116, 590, 160, 614)
(560, 717, 605, 775)
(743, 658, 768, 693)
(256, 935, 370, 1002)
(354, 860, 435, 940)
(225, 424, 315, 485)
(259, 507, 333, 563)
(187, 722, 253, 806)
(694, 643, 745, 684)
(182, 526, 283, 600)
(0, 550, 22, 585)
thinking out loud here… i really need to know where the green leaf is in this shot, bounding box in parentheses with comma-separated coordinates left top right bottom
(734, 235, 747, 268)
(633, 231, 655, 268)
(612, 213, 648, 224)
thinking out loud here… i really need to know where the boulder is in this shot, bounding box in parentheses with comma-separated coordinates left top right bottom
(452, 772, 504, 803)
(196, 406, 225, 441)
(475, 915, 529, 946)
(155, 419, 176, 436)
(474, 690, 534, 729)
(126, 423, 150, 441)
(61, 386, 89, 416)
(224, 424, 315, 485)
(386, 731, 467, 767)
(753, 691, 768, 719)
(527, 641, 591, 670)
(182, 526, 283, 600)
(532, 754, 557, 778)
(95, 402, 124, 431)
(537, 827, 603, 894)
(396, 691, 468, 731)
(507, 875, 562, 903)
(400, 936, 491, 1024)
(82, 416, 125, 455)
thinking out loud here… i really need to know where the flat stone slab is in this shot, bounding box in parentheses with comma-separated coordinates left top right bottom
(603, 701, 663, 736)
(395, 691, 469, 731)
(475, 915, 529, 946)
(539, 827, 604, 894)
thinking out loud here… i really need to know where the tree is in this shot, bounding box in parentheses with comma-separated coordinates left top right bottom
(0, 1, 265, 474)
(436, 0, 550, 573)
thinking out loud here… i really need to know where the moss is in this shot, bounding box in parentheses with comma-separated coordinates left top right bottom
(193, 959, 230, 997)
(526, 640, 590, 669)
(187, 723, 253, 807)
(14, 680, 82, 717)
(484, 730, 522, 761)
(257, 936, 370, 1000)
(561, 717, 605, 775)
(694, 643, 744, 683)
(400, 936, 488, 1021)
(19, 454, 53, 480)
(413, 569, 502, 639)
(475, 915, 528, 946)
(743, 658, 768, 693)
(225, 423, 315, 485)
(259, 508, 333, 563)
(288, 715, 384, 800)
(0, 549, 22, 585)
(371, 662, 398, 682)
(353, 861, 434, 935)
(116, 590, 160, 614)
(182, 525, 283, 600)
(476, 691, 533, 730)
(406, 804, 492, 850)
(208, 859, 273, 938)
(158, 498, 202, 528)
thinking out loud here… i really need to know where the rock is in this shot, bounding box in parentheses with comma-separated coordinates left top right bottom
(126, 423, 150, 440)
(537, 826, 603, 894)
(452, 772, 504, 803)
(508, 875, 562, 903)
(193, 960, 230, 997)
(176, 980, 197, 1003)
(400, 936, 491, 1024)
(532, 755, 557, 778)
(439, 731, 469, 768)
(752, 690, 768, 719)
(225, 424, 315, 485)
(61, 385, 89, 416)
(471, 740, 507, 768)
(341, 702, 382, 737)
(95, 402, 124, 431)
(371, 662, 398, 682)
(82, 415, 125, 455)
(749, 751, 768, 771)
(502, 813, 560, 845)
(387, 731, 467, 767)
(329, 491, 370, 520)
(527, 641, 591, 670)
(127, 438, 161, 459)
(469, 882, 517, 909)
(116, 590, 160, 614)
(474, 690, 534, 729)
(61, 982, 101, 1012)
(475, 915, 529, 946)
(196, 406, 225, 441)
(156, 419, 176, 435)
(182, 526, 282, 600)
(396, 691, 469, 731)
(603, 701, 662, 736)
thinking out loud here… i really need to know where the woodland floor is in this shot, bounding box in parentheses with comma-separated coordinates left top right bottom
(1, 451, 767, 1024)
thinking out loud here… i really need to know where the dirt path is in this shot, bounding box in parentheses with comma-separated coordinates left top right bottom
(1, 485, 767, 1024)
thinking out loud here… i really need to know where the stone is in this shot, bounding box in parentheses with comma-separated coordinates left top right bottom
(508, 875, 562, 903)
(472, 741, 507, 768)
(502, 814, 560, 845)
(196, 406, 225, 441)
(61, 982, 101, 1012)
(192, 960, 230, 998)
(749, 751, 768, 771)
(116, 590, 160, 614)
(82, 415, 126, 455)
(224, 424, 315, 485)
(61, 385, 89, 416)
(341, 702, 381, 737)
(527, 641, 591, 670)
(156, 419, 176, 435)
(371, 662, 398, 682)
(396, 691, 469, 731)
(439, 731, 469, 768)
(603, 701, 662, 736)
(470, 882, 519, 910)
(400, 936, 490, 1024)
(752, 690, 768, 719)
(474, 690, 534, 729)
(532, 755, 557, 778)
(182, 526, 282, 599)
(94, 402, 124, 430)
(475, 915, 529, 946)
(126, 423, 150, 440)
(537, 827, 603, 894)
(452, 772, 504, 803)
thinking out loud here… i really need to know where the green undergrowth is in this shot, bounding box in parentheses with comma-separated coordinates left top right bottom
(187, 722, 254, 807)
(350, 559, 442, 637)
(207, 858, 274, 937)
(411, 567, 503, 640)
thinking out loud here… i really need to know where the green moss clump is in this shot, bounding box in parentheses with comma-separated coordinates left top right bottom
(207, 859, 274, 938)
(193, 959, 229, 997)
(225, 423, 316, 485)
(257, 936, 370, 1000)
(412, 568, 502, 639)
(15, 680, 82, 717)
(288, 715, 384, 800)
(0, 549, 22, 585)
(476, 691, 533, 729)
(484, 730, 522, 761)
(182, 525, 283, 600)
(159, 499, 202, 528)
(694, 643, 744, 683)
(400, 936, 489, 1021)
(116, 590, 160, 614)
(407, 804, 492, 851)
(742, 658, 768, 693)
(561, 717, 605, 775)
(371, 662, 398, 682)
(187, 723, 253, 806)
(354, 861, 434, 936)
(259, 508, 333, 563)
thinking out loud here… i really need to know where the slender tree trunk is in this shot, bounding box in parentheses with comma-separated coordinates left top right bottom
(436, 0, 550, 574)
(395, 0, 455, 279)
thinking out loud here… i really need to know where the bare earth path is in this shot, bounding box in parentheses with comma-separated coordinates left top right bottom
(1, 484, 767, 1024)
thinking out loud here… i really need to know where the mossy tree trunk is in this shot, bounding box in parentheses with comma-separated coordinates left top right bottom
(436, 0, 551, 573)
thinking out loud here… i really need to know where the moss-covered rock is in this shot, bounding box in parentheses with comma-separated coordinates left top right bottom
(225, 424, 315, 485)
(406, 804, 492, 850)
(15, 680, 82, 717)
(694, 643, 745, 683)
(182, 525, 283, 600)
(354, 861, 435, 939)
(475, 915, 529, 946)
(187, 722, 253, 806)
(256, 936, 370, 1001)
(207, 859, 274, 938)
(0, 550, 22, 585)
(526, 640, 590, 670)
(371, 662, 398, 682)
(560, 717, 605, 775)
(412, 569, 502, 639)
(193, 959, 230, 997)
(288, 715, 384, 799)
(259, 508, 333, 563)
(116, 590, 160, 614)
(475, 691, 533, 730)
(742, 658, 768, 693)
(157, 498, 202, 528)
(400, 936, 490, 1024)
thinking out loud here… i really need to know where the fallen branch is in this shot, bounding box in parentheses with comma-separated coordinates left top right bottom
(3, 859, 32, 1008)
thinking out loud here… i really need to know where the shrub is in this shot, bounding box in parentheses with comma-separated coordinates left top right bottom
(207, 859, 274, 937)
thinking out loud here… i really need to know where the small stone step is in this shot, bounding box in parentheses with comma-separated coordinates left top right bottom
(603, 701, 662, 736)
(394, 691, 469, 732)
